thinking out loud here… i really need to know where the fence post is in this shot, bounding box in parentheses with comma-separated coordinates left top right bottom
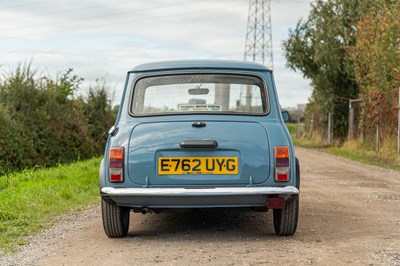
(348, 99, 362, 140)
(296, 117, 300, 139)
(328, 112, 332, 144)
(349, 101, 354, 139)
(376, 124, 380, 152)
(398, 87, 400, 154)
(311, 114, 314, 137)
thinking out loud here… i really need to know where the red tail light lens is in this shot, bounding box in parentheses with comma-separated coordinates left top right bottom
(109, 147, 124, 182)
(275, 146, 290, 182)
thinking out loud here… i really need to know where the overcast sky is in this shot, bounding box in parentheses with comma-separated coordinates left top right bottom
(0, 0, 313, 108)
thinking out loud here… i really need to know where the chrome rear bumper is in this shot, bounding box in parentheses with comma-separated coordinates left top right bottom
(101, 186, 299, 197)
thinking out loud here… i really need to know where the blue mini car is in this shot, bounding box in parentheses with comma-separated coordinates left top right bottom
(100, 60, 300, 237)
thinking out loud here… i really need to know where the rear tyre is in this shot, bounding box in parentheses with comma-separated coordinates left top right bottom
(273, 195, 299, 236)
(101, 198, 130, 238)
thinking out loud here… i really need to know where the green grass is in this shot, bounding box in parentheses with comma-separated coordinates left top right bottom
(0, 158, 101, 254)
(286, 123, 296, 135)
(286, 123, 330, 148)
(327, 142, 400, 171)
(287, 123, 400, 170)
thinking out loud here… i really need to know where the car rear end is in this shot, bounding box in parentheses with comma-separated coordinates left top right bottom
(100, 60, 299, 237)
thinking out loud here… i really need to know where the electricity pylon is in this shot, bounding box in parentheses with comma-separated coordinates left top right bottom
(244, 0, 273, 69)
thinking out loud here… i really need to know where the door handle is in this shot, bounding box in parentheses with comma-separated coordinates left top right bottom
(192, 122, 206, 128)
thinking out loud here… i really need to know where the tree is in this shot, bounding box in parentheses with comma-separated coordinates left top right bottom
(282, 0, 362, 139)
(349, 0, 400, 141)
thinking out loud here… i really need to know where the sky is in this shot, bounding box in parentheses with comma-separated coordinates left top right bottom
(0, 0, 313, 108)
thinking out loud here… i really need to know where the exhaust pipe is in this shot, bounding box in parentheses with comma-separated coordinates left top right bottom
(141, 207, 150, 214)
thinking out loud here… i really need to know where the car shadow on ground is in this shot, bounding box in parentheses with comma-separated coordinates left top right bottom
(125, 208, 280, 240)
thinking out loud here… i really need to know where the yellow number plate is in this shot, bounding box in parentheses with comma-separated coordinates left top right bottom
(158, 157, 238, 175)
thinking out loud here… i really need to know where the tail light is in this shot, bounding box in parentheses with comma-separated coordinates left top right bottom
(275, 146, 290, 182)
(109, 147, 124, 182)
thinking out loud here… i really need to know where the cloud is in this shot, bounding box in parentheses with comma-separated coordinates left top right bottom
(0, 0, 312, 107)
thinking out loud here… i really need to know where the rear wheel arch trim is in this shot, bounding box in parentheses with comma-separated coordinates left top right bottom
(295, 157, 300, 190)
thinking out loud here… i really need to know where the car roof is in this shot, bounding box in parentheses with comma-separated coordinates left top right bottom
(130, 59, 272, 72)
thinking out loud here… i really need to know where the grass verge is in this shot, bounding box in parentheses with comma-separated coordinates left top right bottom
(287, 123, 400, 170)
(0, 158, 101, 254)
(286, 123, 330, 148)
(327, 143, 400, 171)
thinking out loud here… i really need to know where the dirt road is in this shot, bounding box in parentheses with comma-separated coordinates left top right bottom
(2, 147, 400, 265)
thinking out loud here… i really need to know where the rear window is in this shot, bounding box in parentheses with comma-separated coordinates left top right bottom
(131, 74, 268, 115)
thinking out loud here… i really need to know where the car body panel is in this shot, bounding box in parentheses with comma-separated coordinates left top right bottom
(127, 120, 270, 186)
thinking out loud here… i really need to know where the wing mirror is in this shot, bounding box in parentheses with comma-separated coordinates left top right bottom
(282, 111, 290, 122)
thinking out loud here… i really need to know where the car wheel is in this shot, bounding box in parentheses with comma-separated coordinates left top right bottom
(101, 197, 130, 238)
(273, 195, 299, 236)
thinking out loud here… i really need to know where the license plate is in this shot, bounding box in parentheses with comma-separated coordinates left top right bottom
(158, 157, 238, 175)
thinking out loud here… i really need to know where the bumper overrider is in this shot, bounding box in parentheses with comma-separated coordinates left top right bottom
(101, 186, 299, 209)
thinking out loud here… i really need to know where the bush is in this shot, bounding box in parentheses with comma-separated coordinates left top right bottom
(0, 63, 116, 175)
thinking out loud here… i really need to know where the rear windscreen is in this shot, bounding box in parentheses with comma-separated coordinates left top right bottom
(131, 74, 268, 115)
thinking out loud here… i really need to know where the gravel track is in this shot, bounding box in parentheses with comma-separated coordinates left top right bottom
(1, 147, 400, 265)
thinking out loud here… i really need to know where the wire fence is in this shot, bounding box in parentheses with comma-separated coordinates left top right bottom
(293, 88, 400, 154)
